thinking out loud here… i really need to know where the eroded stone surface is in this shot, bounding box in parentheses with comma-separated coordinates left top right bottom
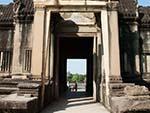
(0, 94, 38, 113)
(110, 96, 150, 113)
(124, 85, 150, 96)
(17, 83, 40, 89)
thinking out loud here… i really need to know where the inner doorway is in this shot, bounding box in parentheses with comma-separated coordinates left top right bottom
(67, 59, 87, 92)
(56, 37, 94, 98)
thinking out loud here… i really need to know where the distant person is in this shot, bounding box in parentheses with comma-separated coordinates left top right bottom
(73, 81, 77, 92)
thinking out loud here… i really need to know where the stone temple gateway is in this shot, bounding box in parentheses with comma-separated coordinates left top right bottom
(0, 0, 150, 113)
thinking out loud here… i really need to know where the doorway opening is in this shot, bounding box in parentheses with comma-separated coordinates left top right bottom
(56, 37, 93, 98)
(67, 59, 87, 93)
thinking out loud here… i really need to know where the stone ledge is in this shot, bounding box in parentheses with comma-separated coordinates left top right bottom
(124, 85, 150, 96)
(110, 96, 150, 113)
(0, 87, 18, 94)
(109, 83, 134, 97)
(0, 94, 38, 113)
(17, 83, 40, 89)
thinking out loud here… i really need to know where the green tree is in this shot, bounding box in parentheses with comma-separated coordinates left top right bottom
(71, 74, 79, 82)
(67, 73, 86, 83)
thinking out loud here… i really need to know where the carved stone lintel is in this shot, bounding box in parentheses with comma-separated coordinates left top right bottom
(34, 4, 46, 11)
(107, 2, 119, 11)
(109, 76, 122, 83)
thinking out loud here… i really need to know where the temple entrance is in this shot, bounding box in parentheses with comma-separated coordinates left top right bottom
(55, 37, 94, 98)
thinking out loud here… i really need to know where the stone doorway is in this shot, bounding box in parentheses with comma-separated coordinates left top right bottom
(54, 37, 94, 98)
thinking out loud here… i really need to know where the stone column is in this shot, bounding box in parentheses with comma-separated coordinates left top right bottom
(101, 10, 110, 107)
(97, 29, 102, 102)
(31, 8, 45, 76)
(93, 35, 97, 101)
(108, 10, 121, 81)
(49, 33, 54, 79)
(44, 10, 51, 79)
(129, 23, 140, 75)
(101, 4, 121, 107)
(12, 22, 23, 75)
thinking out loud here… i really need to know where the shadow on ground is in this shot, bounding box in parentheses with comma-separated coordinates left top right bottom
(41, 91, 95, 113)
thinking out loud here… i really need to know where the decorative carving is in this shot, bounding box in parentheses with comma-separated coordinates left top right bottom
(109, 76, 122, 83)
(107, 2, 119, 11)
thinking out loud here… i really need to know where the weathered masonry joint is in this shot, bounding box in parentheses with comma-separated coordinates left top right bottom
(0, 0, 150, 113)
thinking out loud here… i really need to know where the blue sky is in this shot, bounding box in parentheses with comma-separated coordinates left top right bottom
(0, 0, 12, 4)
(0, 0, 150, 6)
(67, 59, 86, 74)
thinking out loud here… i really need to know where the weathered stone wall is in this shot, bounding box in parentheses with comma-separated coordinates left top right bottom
(21, 23, 33, 73)
(21, 24, 33, 49)
(12, 23, 33, 75)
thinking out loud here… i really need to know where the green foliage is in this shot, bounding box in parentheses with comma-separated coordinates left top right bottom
(67, 73, 86, 83)
(72, 75, 79, 82)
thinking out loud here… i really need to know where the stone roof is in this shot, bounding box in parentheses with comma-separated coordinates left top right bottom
(0, 3, 14, 25)
(118, 0, 137, 19)
(13, 0, 34, 16)
(139, 6, 150, 27)
(0, 0, 34, 25)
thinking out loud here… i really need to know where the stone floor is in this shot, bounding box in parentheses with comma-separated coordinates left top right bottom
(41, 91, 110, 113)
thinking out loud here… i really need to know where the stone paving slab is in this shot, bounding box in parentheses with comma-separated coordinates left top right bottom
(41, 97, 110, 113)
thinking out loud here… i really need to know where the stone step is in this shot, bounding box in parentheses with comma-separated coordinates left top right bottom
(1, 81, 19, 84)
(0, 87, 18, 94)
(0, 83, 18, 88)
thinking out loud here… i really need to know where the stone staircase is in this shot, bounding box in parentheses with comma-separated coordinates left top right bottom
(0, 79, 18, 95)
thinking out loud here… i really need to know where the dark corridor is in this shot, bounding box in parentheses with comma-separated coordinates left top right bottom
(55, 37, 94, 97)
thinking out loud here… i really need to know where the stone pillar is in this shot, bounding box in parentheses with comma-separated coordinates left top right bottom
(12, 22, 23, 74)
(108, 10, 121, 81)
(97, 29, 102, 102)
(101, 10, 110, 107)
(101, 4, 121, 106)
(93, 35, 97, 101)
(129, 23, 140, 75)
(31, 8, 45, 76)
(49, 33, 54, 79)
(45, 10, 51, 79)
